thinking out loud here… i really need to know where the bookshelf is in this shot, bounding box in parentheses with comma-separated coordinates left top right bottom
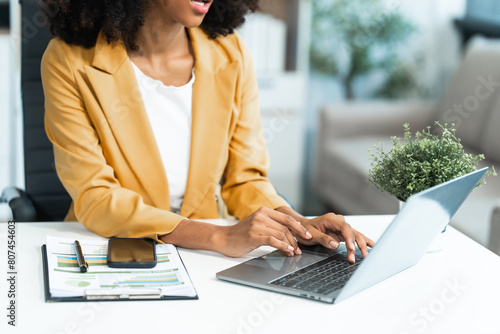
(239, 0, 311, 209)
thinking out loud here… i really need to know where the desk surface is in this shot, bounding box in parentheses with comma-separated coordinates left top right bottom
(1, 216, 499, 334)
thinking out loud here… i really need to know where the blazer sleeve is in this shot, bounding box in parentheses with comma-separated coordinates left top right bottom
(220, 34, 291, 219)
(42, 39, 184, 242)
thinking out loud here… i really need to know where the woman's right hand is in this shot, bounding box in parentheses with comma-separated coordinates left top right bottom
(217, 207, 312, 257)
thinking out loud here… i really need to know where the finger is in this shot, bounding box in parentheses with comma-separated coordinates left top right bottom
(326, 224, 375, 250)
(336, 223, 357, 263)
(261, 207, 312, 240)
(365, 236, 376, 248)
(259, 235, 295, 256)
(326, 232, 343, 245)
(264, 219, 301, 255)
(309, 214, 357, 262)
(354, 231, 369, 258)
(314, 214, 354, 246)
(307, 227, 340, 250)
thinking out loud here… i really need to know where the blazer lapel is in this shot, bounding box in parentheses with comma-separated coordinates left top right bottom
(180, 29, 238, 217)
(84, 34, 169, 210)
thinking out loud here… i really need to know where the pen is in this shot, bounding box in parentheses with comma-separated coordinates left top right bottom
(74, 240, 89, 273)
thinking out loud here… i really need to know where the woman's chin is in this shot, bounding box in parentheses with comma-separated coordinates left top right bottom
(179, 17, 206, 29)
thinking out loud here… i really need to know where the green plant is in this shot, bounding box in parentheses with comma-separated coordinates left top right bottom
(375, 60, 422, 99)
(310, 0, 417, 100)
(368, 122, 496, 201)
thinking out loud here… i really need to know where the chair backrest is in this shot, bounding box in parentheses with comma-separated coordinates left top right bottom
(433, 35, 500, 152)
(22, 0, 71, 221)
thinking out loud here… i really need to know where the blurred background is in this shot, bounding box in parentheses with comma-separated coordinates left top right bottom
(2, 0, 500, 254)
(238, 0, 466, 213)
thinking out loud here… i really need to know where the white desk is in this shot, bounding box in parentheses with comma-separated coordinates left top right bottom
(1, 216, 499, 334)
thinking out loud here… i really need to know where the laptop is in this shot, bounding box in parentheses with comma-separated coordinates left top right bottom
(216, 167, 489, 304)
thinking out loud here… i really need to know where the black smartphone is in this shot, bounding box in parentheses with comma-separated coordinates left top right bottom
(107, 237, 157, 268)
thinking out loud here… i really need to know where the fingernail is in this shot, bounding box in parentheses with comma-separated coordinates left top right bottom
(288, 245, 294, 252)
(297, 247, 302, 255)
(350, 253, 356, 263)
(351, 242, 356, 250)
(305, 231, 312, 239)
(329, 240, 337, 249)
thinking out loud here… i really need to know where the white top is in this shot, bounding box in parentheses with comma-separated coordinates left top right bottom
(131, 62, 195, 213)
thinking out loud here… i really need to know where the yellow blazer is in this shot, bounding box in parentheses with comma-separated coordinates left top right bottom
(41, 27, 289, 241)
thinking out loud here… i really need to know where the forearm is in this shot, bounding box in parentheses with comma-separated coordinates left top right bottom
(159, 219, 226, 253)
(222, 181, 290, 220)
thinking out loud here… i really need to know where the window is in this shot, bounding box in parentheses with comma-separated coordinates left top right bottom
(466, 0, 500, 23)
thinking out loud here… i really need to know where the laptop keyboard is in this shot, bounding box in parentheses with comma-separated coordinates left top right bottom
(269, 251, 363, 295)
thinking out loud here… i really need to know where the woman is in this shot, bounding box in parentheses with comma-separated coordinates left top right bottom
(41, 0, 374, 261)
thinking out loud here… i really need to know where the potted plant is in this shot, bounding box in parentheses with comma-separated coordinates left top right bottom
(368, 122, 495, 251)
(310, 0, 418, 100)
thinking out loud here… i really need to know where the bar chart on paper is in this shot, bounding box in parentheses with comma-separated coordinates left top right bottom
(53, 246, 170, 269)
(110, 272, 182, 288)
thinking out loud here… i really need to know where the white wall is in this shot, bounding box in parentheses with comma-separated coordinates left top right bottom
(1, 0, 23, 197)
(10, 0, 22, 190)
(0, 30, 10, 192)
(396, 0, 467, 97)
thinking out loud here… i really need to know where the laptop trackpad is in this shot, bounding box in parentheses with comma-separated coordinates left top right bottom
(244, 250, 328, 272)
(245, 242, 350, 273)
(217, 245, 351, 287)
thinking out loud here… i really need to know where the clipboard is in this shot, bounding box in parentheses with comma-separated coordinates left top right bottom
(41, 244, 199, 302)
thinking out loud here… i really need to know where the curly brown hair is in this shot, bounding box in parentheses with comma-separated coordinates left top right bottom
(42, 0, 259, 50)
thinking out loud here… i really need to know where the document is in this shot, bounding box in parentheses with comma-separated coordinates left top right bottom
(45, 236, 197, 299)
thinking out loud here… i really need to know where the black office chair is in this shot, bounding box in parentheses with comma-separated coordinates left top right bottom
(1, 0, 71, 221)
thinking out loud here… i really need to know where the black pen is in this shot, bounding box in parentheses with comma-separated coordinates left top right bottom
(74, 240, 89, 273)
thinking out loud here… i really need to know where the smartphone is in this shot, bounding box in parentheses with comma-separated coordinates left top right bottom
(107, 237, 157, 268)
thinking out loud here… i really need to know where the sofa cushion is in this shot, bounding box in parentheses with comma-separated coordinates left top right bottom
(315, 136, 398, 215)
(435, 36, 500, 150)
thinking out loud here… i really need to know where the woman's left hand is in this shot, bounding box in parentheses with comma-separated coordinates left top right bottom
(276, 207, 375, 263)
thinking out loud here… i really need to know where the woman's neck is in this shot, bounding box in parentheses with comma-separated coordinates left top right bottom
(128, 10, 192, 67)
(127, 9, 195, 87)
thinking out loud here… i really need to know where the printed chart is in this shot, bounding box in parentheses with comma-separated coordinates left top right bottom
(45, 236, 196, 298)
